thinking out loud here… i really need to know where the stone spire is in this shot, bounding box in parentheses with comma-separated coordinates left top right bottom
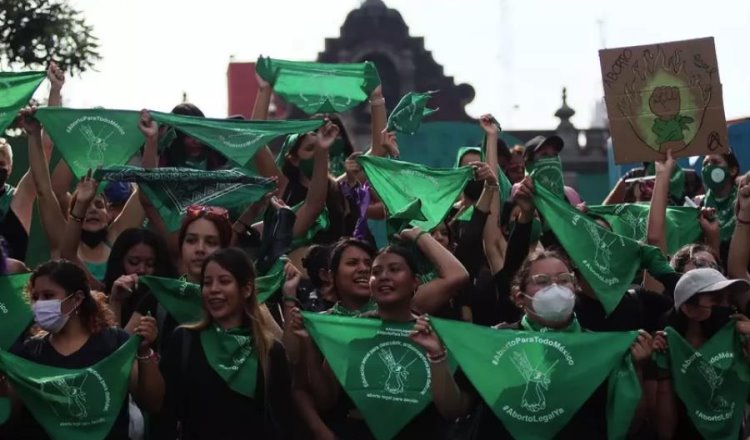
(554, 87, 576, 130)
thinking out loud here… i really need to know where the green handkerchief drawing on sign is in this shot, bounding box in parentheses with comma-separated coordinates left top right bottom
(599, 37, 729, 164)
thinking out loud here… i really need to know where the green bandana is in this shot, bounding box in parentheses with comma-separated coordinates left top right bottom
(704, 185, 738, 241)
(533, 184, 674, 314)
(586, 204, 702, 255)
(34, 108, 146, 179)
(454, 146, 483, 168)
(0, 336, 140, 440)
(0, 273, 32, 425)
(94, 165, 275, 232)
(328, 298, 378, 317)
(0, 71, 46, 133)
(652, 115, 694, 144)
(0, 273, 32, 350)
(255, 57, 381, 114)
(528, 156, 565, 200)
(386, 91, 438, 135)
(150, 111, 324, 167)
(303, 313, 456, 440)
(455, 205, 474, 222)
(139, 276, 203, 325)
(157, 126, 177, 154)
(654, 323, 750, 440)
(274, 134, 347, 178)
(200, 325, 259, 398)
(645, 163, 685, 201)
(357, 155, 473, 235)
(255, 257, 288, 304)
(431, 317, 641, 440)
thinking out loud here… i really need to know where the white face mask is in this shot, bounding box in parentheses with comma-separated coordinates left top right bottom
(32, 296, 74, 334)
(525, 284, 576, 324)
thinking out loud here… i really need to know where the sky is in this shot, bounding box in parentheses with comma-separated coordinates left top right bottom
(51, 0, 750, 130)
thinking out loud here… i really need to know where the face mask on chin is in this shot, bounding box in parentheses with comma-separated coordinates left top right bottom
(0, 168, 8, 188)
(525, 283, 576, 325)
(81, 228, 108, 248)
(463, 180, 484, 201)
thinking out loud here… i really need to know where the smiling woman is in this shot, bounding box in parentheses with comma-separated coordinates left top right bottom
(156, 248, 300, 439)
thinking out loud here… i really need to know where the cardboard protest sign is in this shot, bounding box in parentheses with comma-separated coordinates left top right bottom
(600, 37, 728, 164)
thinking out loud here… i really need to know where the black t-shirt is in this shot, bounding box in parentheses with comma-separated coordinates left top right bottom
(156, 327, 298, 440)
(0, 207, 27, 261)
(4, 328, 131, 440)
(576, 287, 673, 333)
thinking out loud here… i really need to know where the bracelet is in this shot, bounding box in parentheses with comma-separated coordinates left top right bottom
(415, 230, 430, 243)
(484, 182, 499, 189)
(369, 97, 385, 106)
(737, 216, 750, 226)
(427, 349, 447, 364)
(70, 212, 84, 223)
(136, 348, 159, 362)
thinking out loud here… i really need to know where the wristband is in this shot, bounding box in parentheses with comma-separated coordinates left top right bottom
(282, 295, 300, 305)
(737, 216, 750, 226)
(484, 182, 499, 189)
(369, 97, 385, 106)
(137, 348, 160, 363)
(427, 349, 447, 364)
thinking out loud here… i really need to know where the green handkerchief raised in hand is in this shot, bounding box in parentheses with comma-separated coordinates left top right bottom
(256, 57, 381, 114)
(0, 71, 46, 133)
(386, 91, 438, 135)
(35, 108, 145, 179)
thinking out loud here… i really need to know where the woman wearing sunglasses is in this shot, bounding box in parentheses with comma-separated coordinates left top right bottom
(410, 250, 653, 439)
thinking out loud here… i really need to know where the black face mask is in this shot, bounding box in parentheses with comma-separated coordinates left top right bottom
(700, 305, 735, 338)
(0, 168, 8, 188)
(463, 180, 484, 201)
(80, 228, 108, 248)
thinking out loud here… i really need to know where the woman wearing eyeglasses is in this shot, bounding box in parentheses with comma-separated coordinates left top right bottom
(410, 249, 653, 439)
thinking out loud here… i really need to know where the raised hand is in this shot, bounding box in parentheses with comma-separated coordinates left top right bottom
(652, 331, 668, 353)
(649, 86, 681, 120)
(699, 207, 720, 240)
(630, 330, 653, 363)
(75, 169, 99, 207)
(409, 316, 445, 357)
(316, 121, 340, 150)
(397, 226, 423, 243)
(381, 130, 400, 158)
(18, 106, 41, 135)
(111, 274, 138, 301)
(138, 110, 158, 139)
(135, 315, 158, 351)
(370, 85, 384, 100)
(736, 174, 750, 220)
(479, 114, 499, 135)
(287, 307, 309, 340)
(654, 149, 676, 175)
(344, 157, 364, 184)
(515, 176, 536, 216)
(255, 72, 270, 90)
(282, 262, 302, 298)
(47, 62, 65, 91)
(470, 161, 498, 186)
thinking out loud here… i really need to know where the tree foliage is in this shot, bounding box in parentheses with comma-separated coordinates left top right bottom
(0, 0, 100, 74)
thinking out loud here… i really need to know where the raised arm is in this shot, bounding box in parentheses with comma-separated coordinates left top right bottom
(292, 122, 338, 238)
(20, 108, 67, 257)
(479, 115, 507, 274)
(646, 151, 674, 254)
(366, 86, 388, 156)
(9, 63, 66, 233)
(728, 175, 750, 282)
(403, 227, 469, 315)
(250, 73, 288, 194)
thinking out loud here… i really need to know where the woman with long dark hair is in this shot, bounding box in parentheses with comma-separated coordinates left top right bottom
(0, 260, 164, 439)
(158, 248, 298, 439)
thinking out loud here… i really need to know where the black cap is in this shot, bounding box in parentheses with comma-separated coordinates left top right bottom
(523, 135, 564, 160)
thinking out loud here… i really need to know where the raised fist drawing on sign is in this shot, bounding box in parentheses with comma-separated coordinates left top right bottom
(649, 86, 681, 120)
